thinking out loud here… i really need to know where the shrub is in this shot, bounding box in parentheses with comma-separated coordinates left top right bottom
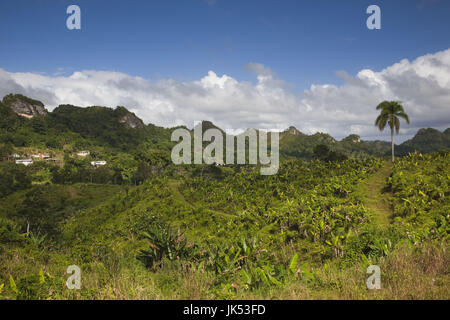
(137, 222, 193, 269)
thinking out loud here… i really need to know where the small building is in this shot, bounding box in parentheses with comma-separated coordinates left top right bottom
(15, 159, 33, 166)
(31, 153, 50, 159)
(91, 160, 107, 167)
(77, 150, 90, 157)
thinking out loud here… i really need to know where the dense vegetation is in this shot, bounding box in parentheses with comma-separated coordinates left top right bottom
(0, 152, 448, 299)
(0, 94, 448, 300)
(390, 151, 449, 242)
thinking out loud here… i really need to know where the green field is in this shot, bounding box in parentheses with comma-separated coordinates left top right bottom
(0, 152, 448, 299)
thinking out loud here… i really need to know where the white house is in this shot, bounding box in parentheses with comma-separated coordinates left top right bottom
(90, 160, 107, 167)
(15, 159, 33, 166)
(77, 150, 90, 157)
(31, 153, 50, 159)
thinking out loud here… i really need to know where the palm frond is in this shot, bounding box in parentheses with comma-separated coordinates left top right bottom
(394, 117, 400, 133)
(374, 101, 410, 133)
(396, 111, 410, 124)
(376, 101, 390, 110)
(377, 116, 388, 131)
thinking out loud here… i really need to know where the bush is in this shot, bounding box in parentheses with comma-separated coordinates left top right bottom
(137, 222, 193, 269)
(343, 224, 404, 263)
(0, 162, 32, 197)
(0, 217, 23, 243)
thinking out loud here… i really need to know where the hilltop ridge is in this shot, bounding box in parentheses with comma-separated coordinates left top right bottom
(1, 94, 449, 158)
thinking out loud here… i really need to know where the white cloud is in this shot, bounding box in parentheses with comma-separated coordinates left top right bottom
(1, 48, 450, 142)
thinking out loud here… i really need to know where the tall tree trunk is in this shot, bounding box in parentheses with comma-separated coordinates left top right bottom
(391, 127, 395, 163)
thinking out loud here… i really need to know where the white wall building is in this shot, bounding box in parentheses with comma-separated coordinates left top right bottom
(31, 153, 50, 159)
(77, 150, 90, 157)
(15, 159, 33, 166)
(90, 160, 107, 167)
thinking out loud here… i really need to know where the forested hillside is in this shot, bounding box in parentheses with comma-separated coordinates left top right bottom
(1, 94, 449, 163)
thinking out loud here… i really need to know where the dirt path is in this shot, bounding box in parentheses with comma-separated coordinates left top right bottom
(360, 162, 393, 226)
(167, 179, 189, 206)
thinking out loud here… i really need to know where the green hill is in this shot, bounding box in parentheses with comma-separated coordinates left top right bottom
(1, 94, 172, 153)
(397, 128, 450, 154)
(1, 94, 448, 163)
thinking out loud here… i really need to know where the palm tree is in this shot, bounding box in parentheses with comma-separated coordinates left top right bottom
(375, 101, 410, 162)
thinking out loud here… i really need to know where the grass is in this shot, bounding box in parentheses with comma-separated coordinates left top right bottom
(2, 239, 446, 300)
(265, 242, 449, 300)
(357, 161, 393, 226)
(167, 179, 188, 206)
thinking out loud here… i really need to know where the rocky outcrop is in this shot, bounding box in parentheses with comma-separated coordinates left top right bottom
(118, 112, 144, 129)
(113, 106, 144, 129)
(3, 94, 47, 118)
(285, 126, 303, 136)
(342, 134, 361, 143)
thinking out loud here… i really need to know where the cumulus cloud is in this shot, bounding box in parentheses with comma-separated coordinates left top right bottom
(1, 48, 450, 141)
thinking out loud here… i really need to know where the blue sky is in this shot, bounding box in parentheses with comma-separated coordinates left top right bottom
(1, 0, 449, 89)
(0, 0, 449, 140)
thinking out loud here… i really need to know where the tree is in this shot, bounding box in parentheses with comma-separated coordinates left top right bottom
(313, 144, 347, 162)
(0, 143, 13, 161)
(375, 101, 410, 162)
(313, 144, 330, 161)
(0, 162, 32, 197)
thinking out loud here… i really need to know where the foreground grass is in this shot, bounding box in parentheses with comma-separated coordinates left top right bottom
(1, 240, 447, 300)
(273, 242, 448, 300)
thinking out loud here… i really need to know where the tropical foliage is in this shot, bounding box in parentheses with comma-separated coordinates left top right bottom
(0, 152, 448, 299)
(0, 94, 448, 300)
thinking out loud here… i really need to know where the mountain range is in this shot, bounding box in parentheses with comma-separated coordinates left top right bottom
(1, 94, 449, 160)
